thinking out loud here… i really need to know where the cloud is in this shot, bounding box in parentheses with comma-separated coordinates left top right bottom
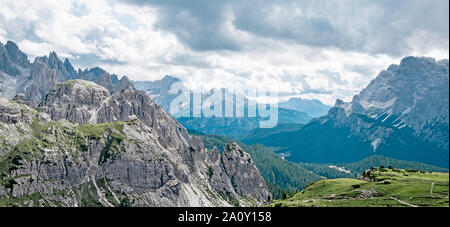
(0, 0, 448, 105)
(122, 0, 449, 56)
(123, 0, 240, 51)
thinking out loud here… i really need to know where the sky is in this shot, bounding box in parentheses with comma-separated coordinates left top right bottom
(0, 0, 448, 105)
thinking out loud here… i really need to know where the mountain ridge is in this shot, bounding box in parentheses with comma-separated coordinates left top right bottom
(132, 75, 314, 138)
(0, 41, 135, 107)
(0, 80, 271, 207)
(244, 56, 449, 168)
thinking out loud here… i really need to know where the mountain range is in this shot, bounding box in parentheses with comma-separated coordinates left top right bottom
(279, 97, 331, 118)
(244, 57, 449, 168)
(0, 41, 135, 107)
(132, 75, 330, 138)
(0, 41, 271, 207)
(0, 40, 448, 206)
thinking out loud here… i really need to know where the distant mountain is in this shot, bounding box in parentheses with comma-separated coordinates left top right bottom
(133, 75, 182, 112)
(279, 97, 331, 118)
(178, 108, 311, 138)
(246, 57, 449, 168)
(240, 123, 304, 144)
(0, 41, 135, 107)
(133, 76, 313, 138)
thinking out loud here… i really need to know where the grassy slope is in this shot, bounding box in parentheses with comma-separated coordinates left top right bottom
(270, 168, 449, 207)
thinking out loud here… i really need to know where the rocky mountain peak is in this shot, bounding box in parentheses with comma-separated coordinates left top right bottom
(324, 56, 449, 154)
(221, 142, 271, 202)
(0, 41, 28, 76)
(39, 80, 110, 124)
(39, 79, 190, 149)
(331, 56, 449, 124)
(4, 41, 29, 68)
(1, 79, 271, 207)
(399, 56, 437, 71)
(162, 75, 181, 83)
(359, 57, 448, 124)
(335, 99, 344, 106)
(0, 41, 135, 107)
(43, 80, 110, 106)
(63, 58, 76, 76)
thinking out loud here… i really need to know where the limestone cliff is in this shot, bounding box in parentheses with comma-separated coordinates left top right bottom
(0, 80, 271, 207)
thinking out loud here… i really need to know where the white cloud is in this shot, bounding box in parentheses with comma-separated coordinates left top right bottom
(0, 0, 448, 105)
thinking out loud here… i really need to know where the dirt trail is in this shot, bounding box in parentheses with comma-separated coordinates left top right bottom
(430, 182, 435, 195)
(390, 196, 418, 207)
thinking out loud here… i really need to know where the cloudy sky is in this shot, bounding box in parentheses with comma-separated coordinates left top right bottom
(0, 0, 448, 105)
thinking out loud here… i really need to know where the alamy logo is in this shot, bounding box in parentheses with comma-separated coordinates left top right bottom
(168, 82, 279, 128)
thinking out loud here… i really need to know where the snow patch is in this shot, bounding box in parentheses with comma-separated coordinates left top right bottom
(371, 138, 381, 152)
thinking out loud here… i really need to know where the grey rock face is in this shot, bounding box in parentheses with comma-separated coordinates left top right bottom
(257, 57, 449, 167)
(0, 80, 271, 207)
(289, 56, 449, 166)
(0, 41, 30, 76)
(39, 80, 191, 150)
(338, 56, 449, 149)
(0, 97, 33, 125)
(39, 80, 110, 124)
(12, 93, 32, 106)
(4, 41, 30, 68)
(220, 143, 271, 202)
(78, 67, 135, 95)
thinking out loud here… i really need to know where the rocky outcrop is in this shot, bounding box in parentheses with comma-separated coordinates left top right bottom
(220, 143, 271, 202)
(0, 80, 271, 207)
(39, 80, 110, 124)
(329, 57, 449, 150)
(12, 93, 32, 106)
(79, 67, 135, 95)
(0, 41, 30, 76)
(39, 80, 191, 150)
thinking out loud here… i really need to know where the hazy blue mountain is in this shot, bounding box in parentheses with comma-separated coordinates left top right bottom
(245, 57, 449, 168)
(240, 123, 304, 143)
(133, 75, 182, 112)
(279, 97, 331, 117)
(177, 108, 310, 138)
(133, 76, 314, 138)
